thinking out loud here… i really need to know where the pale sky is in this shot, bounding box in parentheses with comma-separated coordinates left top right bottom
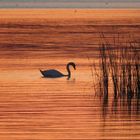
(0, 0, 139, 8)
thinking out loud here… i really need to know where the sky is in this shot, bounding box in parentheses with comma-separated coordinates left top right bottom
(0, 0, 139, 8)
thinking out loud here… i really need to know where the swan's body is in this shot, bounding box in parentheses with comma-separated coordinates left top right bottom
(40, 62, 76, 79)
(40, 69, 65, 78)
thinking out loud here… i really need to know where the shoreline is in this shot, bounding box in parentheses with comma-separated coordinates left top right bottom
(0, 9, 139, 25)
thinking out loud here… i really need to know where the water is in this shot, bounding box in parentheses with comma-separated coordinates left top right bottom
(0, 10, 139, 139)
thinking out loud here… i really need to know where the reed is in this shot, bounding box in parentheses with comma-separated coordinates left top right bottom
(99, 44, 109, 97)
(92, 34, 140, 100)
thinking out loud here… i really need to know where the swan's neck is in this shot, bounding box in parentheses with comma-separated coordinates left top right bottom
(67, 64, 71, 78)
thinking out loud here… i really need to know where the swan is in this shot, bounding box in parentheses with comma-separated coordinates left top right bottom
(40, 62, 76, 79)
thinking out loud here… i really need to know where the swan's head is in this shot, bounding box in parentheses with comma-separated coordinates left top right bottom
(68, 62, 76, 70)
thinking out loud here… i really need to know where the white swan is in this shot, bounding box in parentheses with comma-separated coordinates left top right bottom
(40, 62, 76, 79)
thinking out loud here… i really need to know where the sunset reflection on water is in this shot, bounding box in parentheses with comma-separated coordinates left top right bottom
(0, 9, 139, 140)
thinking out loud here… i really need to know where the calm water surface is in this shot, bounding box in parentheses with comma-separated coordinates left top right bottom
(0, 17, 139, 139)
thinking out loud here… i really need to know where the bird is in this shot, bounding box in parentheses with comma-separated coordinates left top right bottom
(40, 62, 76, 79)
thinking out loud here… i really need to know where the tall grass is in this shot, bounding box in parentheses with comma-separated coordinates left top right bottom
(92, 34, 140, 100)
(99, 44, 109, 97)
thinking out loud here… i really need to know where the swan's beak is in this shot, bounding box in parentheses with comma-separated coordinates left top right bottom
(74, 66, 76, 70)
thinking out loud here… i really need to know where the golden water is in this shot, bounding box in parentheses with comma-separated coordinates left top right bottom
(0, 9, 139, 139)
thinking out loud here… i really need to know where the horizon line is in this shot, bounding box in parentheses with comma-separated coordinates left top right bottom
(0, 1, 140, 8)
